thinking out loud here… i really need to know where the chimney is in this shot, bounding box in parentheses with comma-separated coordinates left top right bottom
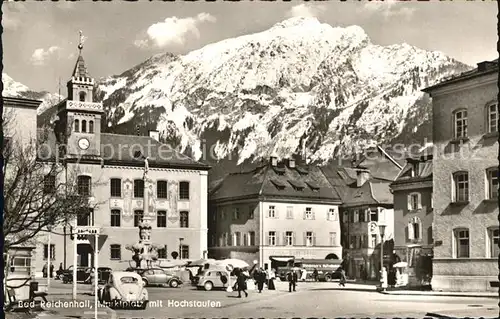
(288, 158, 296, 168)
(149, 130, 160, 141)
(356, 169, 371, 187)
(270, 156, 278, 167)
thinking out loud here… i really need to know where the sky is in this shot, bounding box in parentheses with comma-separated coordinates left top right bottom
(2, 0, 498, 94)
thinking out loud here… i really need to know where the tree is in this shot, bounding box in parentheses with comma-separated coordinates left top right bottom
(2, 114, 97, 254)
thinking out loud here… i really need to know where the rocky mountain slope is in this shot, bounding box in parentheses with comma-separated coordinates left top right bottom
(7, 17, 472, 166)
(2, 73, 62, 113)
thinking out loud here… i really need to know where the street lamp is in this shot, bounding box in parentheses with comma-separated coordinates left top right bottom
(378, 223, 387, 282)
(179, 238, 184, 260)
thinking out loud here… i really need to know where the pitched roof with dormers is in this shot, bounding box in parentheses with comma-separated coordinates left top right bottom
(210, 160, 342, 203)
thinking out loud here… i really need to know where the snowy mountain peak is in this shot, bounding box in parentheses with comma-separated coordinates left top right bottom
(271, 16, 322, 29)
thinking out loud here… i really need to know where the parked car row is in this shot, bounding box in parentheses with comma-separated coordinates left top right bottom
(125, 267, 182, 288)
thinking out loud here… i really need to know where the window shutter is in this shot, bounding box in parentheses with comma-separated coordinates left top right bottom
(407, 194, 412, 210)
(283, 232, 287, 245)
(265, 233, 269, 246)
(312, 209, 316, 220)
(408, 222, 414, 240)
(275, 231, 280, 246)
(417, 194, 423, 209)
(326, 209, 330, 221)
(292, 232, 296, 245)
(405, 226, 409, 243)
(303, 210, 307, 219)
(275, 207, 279, 219)
(419, 220, 423, 240)
(303, 232, 307, 246)
(313, 233, 316, 246)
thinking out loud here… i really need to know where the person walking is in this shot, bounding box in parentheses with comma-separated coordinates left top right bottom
(287, 270, 298, 292)
(50, 263, 54, 278)
(256, 268, 266, 293)
(300, 267, 307, 281)
(42, 263, 47, 278)
(339, 268, 346, 287)
(312, 268, 319, 282)
(267, 268, 276, 290)
(236, 269, 248, 298)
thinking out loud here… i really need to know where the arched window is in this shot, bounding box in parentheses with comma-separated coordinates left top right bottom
(453, 171, 469, 202)
(89, 120, 94, 133)
(74, 119, 80, 132)
(81, 120, 87, 133)
(452, 109, 468, 139)
(486, 102, 498, 134)
(79, 91, 86, 102)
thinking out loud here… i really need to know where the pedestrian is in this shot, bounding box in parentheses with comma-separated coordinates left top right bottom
(287, 270, 298, 292)
(236, 269, 248, 298)
(339, 267, 346, 287)
(300, 267, 307, 281)
(255, 268, 266, 293)
(312, 268, 319, 282)
(267, 268, 276, 290)
(50, 263, 54, 278)
(42, 263, 47, 278)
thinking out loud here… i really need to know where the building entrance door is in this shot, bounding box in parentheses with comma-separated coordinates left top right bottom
(77, 244, 92, 267)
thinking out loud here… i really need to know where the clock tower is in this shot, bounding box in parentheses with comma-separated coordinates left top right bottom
(59, 31, 103, 158)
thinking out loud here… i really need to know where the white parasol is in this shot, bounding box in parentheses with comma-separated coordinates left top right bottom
(215, 259, 250, 269)
(188, 259, 216, 267)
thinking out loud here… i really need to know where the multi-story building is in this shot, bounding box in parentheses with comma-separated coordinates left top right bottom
(208, 157, 343, 270)
(422, 59, 498, 291)
(322, 162, 395, 280)
(390, 147, 433, 286)
(3, 97, 41, 147)
(34, 45, 210, 272)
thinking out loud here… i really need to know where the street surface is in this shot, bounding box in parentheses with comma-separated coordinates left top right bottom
(42, 280, 499, 318)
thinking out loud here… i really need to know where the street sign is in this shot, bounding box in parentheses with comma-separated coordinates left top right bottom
(76, 226, 101, 235)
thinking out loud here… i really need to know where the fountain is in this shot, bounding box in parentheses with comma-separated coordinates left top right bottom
(126, 157, 159, 268)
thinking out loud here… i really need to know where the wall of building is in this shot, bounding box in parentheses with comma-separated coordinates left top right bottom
(4, 101, 38, 147)
(431, 73, 498, 291)
(33, 163, 208, 271)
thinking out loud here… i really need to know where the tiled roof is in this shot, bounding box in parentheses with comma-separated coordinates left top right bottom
(210, 162, 341, 202)
(37, 131, 210, 170)
(72, 54, 90, 78)
(393, 157, 433, 184)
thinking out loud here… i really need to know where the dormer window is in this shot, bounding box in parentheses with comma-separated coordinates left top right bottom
(306, 182, 320, 192)
(288, 179, 305, 191)
(89, 120, 94, 134)
(79, 91, 86, 102)
(271, 179, 286, 190)
(74, 119, 80, 132)
(81, 120, 87, 133)
(296, 166, 309, 175)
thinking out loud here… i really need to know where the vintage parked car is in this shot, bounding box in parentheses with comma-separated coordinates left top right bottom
(126, 267, 182, 288)
(98, 271, 148, 309)
(196, 269, 236, 291)
(62, 266, 112, 284)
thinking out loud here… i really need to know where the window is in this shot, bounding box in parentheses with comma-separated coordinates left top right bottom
(268, 205, 276, 218)
(220, 209, 226, 220)
(179, 181, 190, 200)
(157, 181, 168, 199)
(77, 208, 93, 226)
(234, 232, 241, 246)
(329, 232, 337, 246)
(328, 208, 337, 221)
(79, 91, 86, 102)
(487, 168, 498, 199)
(487, 103, 498, 133)
(268, 231, 276, 246)
(248, 206, 254, 219)
(286, 206, 294, 219)
(305, 231, 313, 246)
(490, 228, 499, 258)
(221, 233, 228, 247)
(89, 120, 94, 134)
(134, 179, 144, 198)
(110, 178, 121, 197)
(304, 207, 313, 220)
(353, 210, 359, 223)
(157, 211, 167, 228)
(285, 231, 294, 246)
(249, 231, 256, 246)
(74, 119, 80, 132)
(453, 172, 469, 202)
(134, 210, 144, 227)
(455, 229, 470, 258)
(370, 234, 377, 248)
(157, 246, 167, 259)
(233, 208, 240, 220)
(409, 193, 420, 210)
(428, 226, 433, 244)
(370, 208, 378, 222)
(81, 120, 87, 133)
(110, 209, 121, 227)
(44, 174, 56, 194)
(180, 211, 189, 228)
(110, 244, 121, 260)
(358, 209, 365, 222)
(412, 218, 421, 240)
(77, 175, 91, 196)
(43, 244, 55, 260)
(453, 109, 468, 139)
(180, 245, 189, 259)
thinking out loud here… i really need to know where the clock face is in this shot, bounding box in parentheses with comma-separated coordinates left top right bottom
(78, 138, 90, 150)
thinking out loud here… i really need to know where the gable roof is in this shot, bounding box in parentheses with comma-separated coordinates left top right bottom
(210, 161, 341, 202)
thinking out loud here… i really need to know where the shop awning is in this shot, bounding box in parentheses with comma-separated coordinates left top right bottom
(269, 256, 294, 262)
